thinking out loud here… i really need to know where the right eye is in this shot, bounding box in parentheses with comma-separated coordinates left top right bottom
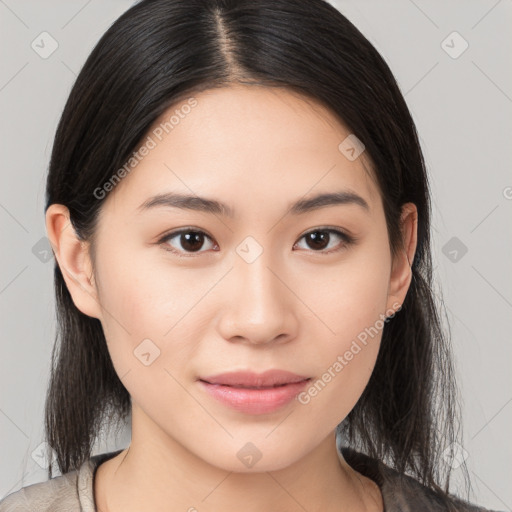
(158, 229, 218, 257)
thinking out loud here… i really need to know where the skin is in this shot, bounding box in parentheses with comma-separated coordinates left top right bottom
(46, 84, 417, 512)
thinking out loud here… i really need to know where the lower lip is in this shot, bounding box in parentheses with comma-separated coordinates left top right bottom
(198, 379, 310, 415)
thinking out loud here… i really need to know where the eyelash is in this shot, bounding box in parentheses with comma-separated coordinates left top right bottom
(157, 226, 356, 258)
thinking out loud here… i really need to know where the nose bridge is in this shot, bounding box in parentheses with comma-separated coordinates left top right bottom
(239, 250, 281, 309)
(218, 241, 296, 344)
(236, 233, 282, 298)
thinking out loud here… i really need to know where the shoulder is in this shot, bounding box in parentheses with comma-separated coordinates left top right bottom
(341, 447, 503, 512)
(0, 450, 122, 512)
(379, 466, 497, 512)
(0, 469, 82, 512)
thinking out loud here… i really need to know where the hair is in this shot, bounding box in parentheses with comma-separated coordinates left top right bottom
(43, 0, 468, 506)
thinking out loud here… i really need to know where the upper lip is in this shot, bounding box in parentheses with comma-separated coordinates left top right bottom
(199, 370, 311, 388)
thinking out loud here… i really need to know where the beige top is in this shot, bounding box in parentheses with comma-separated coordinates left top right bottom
(0, 445, 501, 511)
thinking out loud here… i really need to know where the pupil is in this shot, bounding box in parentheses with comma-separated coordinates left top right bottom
(182, 232, 203, 252)
(308, 231, 329, 250)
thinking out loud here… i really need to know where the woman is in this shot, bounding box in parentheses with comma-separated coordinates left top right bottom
(0, 0, 501, 511)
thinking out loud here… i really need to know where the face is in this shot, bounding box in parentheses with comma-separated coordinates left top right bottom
(58, 85, 413, 472)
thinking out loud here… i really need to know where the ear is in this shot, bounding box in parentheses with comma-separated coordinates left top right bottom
(45, 204, 103, 320)
(386, 202, 418, 313)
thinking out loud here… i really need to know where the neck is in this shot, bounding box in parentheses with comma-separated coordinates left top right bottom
(95, 404, 381, 512)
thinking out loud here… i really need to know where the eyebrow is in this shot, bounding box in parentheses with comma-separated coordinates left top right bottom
(137, 190, 370, 217)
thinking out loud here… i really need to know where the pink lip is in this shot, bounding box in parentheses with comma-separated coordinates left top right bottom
(199, 369, 310, 387)
(198, 370, 311, 414)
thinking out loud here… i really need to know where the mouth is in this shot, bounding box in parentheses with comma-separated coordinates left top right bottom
(199, 379, 311, 389)
(198, 369, 311, 388)
(197, 372, 312, 415)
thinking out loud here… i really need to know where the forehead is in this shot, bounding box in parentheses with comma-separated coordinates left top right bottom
(101, 84, 380, 218)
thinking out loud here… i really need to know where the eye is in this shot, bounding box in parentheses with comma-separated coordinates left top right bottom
(158, 227, 355, 258)
(159, 228, 217, 257)
(293, 228, 355, 254)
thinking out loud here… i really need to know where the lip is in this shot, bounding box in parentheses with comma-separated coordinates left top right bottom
(198, 370, 311, 415)
(199, 369, 310, 388)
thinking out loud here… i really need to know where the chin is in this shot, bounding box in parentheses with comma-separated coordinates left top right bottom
(194, 439, 303, 474)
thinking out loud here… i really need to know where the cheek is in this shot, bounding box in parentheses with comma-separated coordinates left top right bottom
(93, 256, 202, 421)
(296, 337, 380, 431)
(95, 242, 192, 333)
(292, 243, 390, 415)
(92, 245, 201, 377)
(93, 242, 237, 407)
(296, 291, 386, 425)
(294, 239, 391, 344)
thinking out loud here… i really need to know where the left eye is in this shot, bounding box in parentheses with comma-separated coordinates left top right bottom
(294, 228, 353, 253)
(159, 228, 354, 257)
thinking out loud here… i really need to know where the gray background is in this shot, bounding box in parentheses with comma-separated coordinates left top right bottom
(0, 0, 511, 509)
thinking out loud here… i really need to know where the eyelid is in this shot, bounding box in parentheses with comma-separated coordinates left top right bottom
(298, 225, 356, 242)
(157, 227, 217, 257)
(293, 227, 356, 254)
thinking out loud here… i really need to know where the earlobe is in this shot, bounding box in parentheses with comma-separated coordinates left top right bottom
(386, 202, 418, 312)
(45, 204, 102, 320)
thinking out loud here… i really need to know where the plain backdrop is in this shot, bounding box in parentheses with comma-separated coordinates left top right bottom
(0, 1, 511, 510)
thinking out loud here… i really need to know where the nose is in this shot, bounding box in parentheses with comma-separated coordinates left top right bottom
(216, 251, 299, 346)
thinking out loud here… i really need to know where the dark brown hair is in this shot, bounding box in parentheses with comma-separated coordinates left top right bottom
(44, 0, 468, 506)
